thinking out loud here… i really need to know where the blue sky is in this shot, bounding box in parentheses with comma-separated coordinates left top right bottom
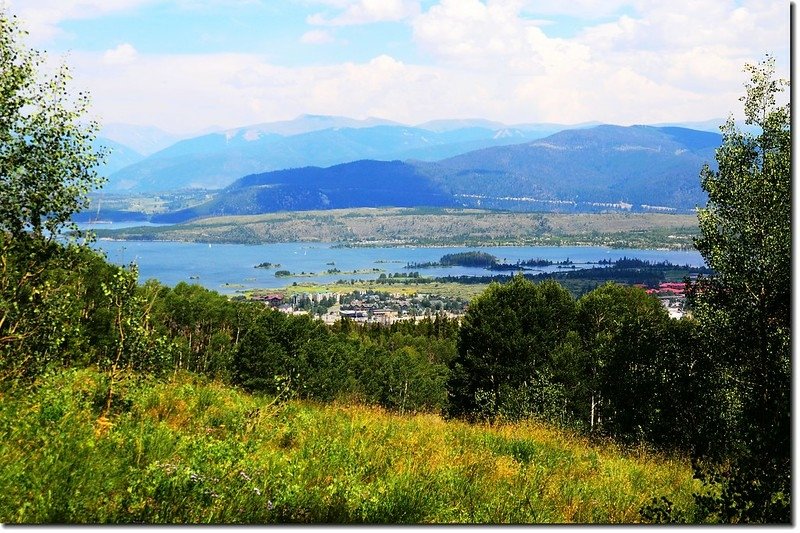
(4, 0, 790, 135)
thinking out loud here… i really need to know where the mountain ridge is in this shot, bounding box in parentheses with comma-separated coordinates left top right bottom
(103, 114, 623, 192)
(151, 124, 719, 223)
(107, 124, 565, 192)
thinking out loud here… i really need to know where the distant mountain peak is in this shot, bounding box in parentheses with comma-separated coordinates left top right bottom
(492, 128, 524, 139)
(100, 123, 184, 156)
(416, 118, 508, 132)
(103, 119, 721, 198)
(219, 114, 402, 138)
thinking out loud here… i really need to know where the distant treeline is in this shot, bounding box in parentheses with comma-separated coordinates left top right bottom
(406, 251, 500, 269)
(407, 251, 575, 271)
(434, 257, 712, 290)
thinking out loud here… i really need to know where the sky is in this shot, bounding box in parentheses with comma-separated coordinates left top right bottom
(2, 0, 791, 135)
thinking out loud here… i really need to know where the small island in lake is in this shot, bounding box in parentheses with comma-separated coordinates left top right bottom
(407, 251, 538, 271)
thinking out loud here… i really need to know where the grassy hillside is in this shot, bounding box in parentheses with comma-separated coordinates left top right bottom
(96, 208, 700, 249)
(0, 368, 704, 524)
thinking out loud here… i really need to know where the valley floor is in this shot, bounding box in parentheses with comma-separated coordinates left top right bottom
(93, 208, 700, 250)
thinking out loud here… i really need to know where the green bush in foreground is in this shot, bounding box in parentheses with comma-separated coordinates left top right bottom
(0, 368, 705, 524)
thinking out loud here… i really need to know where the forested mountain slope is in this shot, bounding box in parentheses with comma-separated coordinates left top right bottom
(106, 123, 554, 192)
(155, 125, 718, 223)
(153, 160, 457, 222)
(419, 125, 719, 209)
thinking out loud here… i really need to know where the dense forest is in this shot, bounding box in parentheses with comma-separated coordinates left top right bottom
(0, 12, 790, 525)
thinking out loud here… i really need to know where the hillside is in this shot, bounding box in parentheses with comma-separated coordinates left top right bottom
(93, 137, 145, 177)
(106, 122, 553, 192)
(145, 125, 718, 222)
(0, 368, 701, 524)
(419, 125, 719, 210)
(152, 161, 457, 222)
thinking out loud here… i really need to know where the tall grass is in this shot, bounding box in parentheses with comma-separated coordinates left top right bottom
(0, 368, 705, 523)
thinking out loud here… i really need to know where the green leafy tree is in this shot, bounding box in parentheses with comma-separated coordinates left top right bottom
(0, 13, 169, 386)
(295, 336, 358, 402)
(447, 276, 576, 420)
(233, 310, 329, 395)
(688, 56, 790, 523)
(573, 283, 669, 437)
(233, 316, 291, 393)
(0, 241, 100, 379)
(152, 282, 252, 377)
(0, 13, 105, 240)
(0, 13, 102, 380)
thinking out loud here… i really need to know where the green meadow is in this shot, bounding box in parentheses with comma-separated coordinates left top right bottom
(0, 368, 703, 524)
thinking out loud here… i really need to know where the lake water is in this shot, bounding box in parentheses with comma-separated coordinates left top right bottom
(91, 239, 706, 295)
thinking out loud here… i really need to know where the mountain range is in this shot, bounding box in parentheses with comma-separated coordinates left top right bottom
(100, 123, 184, 156)
(151, 124, 720, 223)
(103, 116, 595, 192)
(93, 137, 145, 176)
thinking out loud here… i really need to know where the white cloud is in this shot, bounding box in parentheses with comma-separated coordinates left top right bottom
(412, 0, 586, 73)
(3, 0, 158, 43)
(409, 0, 789, 124)
(174, 0, 263, 9)
(103, 43, 138, 65)
(300, 29, 335, 44)
(18, 0, 787, 133)
(307, 0, 420, 26)
(576, 0, 789, 92)
(67, 49, 495, 133)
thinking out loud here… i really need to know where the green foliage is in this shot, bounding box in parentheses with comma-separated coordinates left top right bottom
(151, 281, 259, 379)
(96, 266, 172, 374)
(447, 276, 712, 456)
(0, 237, 83, 379)
(686, 56, 791, 524)
(448, 276, 576, 420)
(233, 309, 327, 394)
(573, 283, 669, 436)
(0, 13, 105, 240)
(439, 251, 497, 267)
(0, 236, 169, 382)
(229, 308, 453, 413)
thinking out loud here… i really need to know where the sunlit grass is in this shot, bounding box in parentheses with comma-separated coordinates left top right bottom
(254, 280, 490, 300)
(0, 368, 703, 524)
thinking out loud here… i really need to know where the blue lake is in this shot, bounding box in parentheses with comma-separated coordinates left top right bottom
(92, 240, 706, 295)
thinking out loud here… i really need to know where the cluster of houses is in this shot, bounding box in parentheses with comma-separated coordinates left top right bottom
(250, 290, 467, 325)
(251, 279, 692, 324)
(643, 282, 688, 319)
